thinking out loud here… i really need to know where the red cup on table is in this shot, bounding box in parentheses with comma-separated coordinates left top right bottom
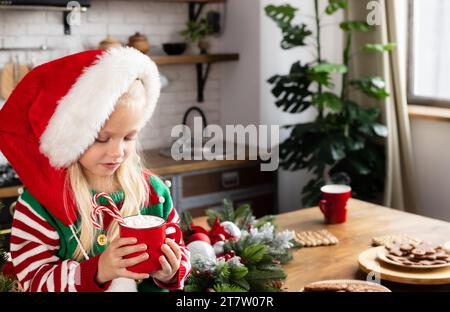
(319, 185, 352, 224)
(120, 215, 182, 274)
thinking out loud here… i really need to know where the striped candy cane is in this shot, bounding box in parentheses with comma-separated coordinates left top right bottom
(90, 192, 125, 230)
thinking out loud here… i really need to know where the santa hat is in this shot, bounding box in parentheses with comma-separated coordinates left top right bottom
(0, 47, 161, 225)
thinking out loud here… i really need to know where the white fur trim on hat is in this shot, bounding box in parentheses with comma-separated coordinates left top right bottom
(40, 47, 161, 168)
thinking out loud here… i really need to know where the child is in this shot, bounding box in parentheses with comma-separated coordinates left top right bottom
(0, 47, 191, 292)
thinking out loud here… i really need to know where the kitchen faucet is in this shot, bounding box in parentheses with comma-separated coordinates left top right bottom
(182, 106, 208, 129)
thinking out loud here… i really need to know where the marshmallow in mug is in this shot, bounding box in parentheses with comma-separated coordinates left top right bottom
(124, 215, 164, 229)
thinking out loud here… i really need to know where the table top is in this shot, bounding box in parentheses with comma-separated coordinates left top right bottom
(193, 198, 450, 291)
(278, 199, 450, 291)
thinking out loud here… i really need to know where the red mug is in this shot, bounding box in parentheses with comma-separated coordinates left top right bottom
(319, 185, 352, 224)
(120, 215, 182, 274)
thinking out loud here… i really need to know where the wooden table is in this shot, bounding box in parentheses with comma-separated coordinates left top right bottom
(193, 198, 450, 291)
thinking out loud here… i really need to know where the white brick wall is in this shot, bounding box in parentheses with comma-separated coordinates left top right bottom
(0, 0, 224, 152)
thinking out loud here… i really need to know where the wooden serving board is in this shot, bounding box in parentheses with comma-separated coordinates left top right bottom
(359, 246, 450, 285)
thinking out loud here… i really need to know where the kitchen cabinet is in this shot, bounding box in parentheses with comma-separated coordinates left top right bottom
(160, 163, 277, 218)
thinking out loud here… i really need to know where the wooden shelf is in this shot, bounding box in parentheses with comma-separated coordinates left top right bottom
(151, 54, 239, 102)
(0, 5, 88, 12)
(150, 53, 239, 65)
(152, 0, 225, 3)
(408, 105, 450, 123)
(0, 185, 21, 199)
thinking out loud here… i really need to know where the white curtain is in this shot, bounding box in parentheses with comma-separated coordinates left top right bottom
(346, 0, 418, 212)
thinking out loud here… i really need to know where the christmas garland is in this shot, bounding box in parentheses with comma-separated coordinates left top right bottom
(0, 248, 19, 292)
(0, 200, 20, 292)
(180, 199, 301, 292)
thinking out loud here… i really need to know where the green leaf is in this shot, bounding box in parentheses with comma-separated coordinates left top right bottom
(213, 283, 247, 292)
(265, 4, 297, 27)
(180, 18, 212, 43)
(307, 63, 347, 89)
(361, 43, 396, 53)
(255, 215, 275, 228)
(245, 268, 286, 281)
(183, 284, 203, 292)
(346, 135, 366, 151)
(306, 71, 334, 88)
(231, 278, 250, 291)
(331, 142, 346, 161)
(268, 61, 313, 113)
(290, 122, 321, 138)
(265, 4, 312, 49)
(309, 63, 348, 74)
(242, 244, 267, 264)
(350, 77, 390, 100)
(326, 0, 348, 15)
(180, 210, 193, 237)
(230, 265, 248, 280)
(0, 274, 17, 292)
(234, 204, 251, 219)
(301, 176, 325, 207)
(218, 262, 231, 280)
(351, 158, 371, 175)
(361, 107, 382, 123)
(372, 123, 388, 137)
(280, 24, 313, 49)
(313, 92, 343, 112)
(340, 21, 373, 32)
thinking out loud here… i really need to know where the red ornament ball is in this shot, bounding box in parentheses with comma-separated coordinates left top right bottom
(187, 232, 211, 245)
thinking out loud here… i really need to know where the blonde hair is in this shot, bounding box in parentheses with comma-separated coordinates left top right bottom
(65, 79, 150, 261)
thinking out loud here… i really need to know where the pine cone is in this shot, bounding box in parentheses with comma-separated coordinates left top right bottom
(272, 280, 284, 289)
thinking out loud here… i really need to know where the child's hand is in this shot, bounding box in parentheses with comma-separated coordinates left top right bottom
(96, 237, 150, 285)
(150, 238, 181, 284)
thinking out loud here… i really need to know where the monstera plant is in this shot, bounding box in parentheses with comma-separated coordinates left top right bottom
(265, 0, 394, 206)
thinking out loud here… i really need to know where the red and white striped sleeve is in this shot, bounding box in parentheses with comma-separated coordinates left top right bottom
(153, 207, 191, 291)
(10, 198, 110, 292)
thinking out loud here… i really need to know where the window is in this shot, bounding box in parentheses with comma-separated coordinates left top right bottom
(408, 0, 450, 107)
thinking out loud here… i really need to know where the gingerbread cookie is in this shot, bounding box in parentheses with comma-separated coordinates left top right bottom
(296, 229, 338, 247)
(383, 241, 450, 267)
(372, 234, 421, 247)
(303, 281, 389, 292)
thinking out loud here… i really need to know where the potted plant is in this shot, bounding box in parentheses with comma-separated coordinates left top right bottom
(265, 1, 395, 206)
(180, 17, 212, 54)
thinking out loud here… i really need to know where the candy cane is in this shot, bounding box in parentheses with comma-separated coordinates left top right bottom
(90, 193, 125, 230)
(92, 193, 122, 217)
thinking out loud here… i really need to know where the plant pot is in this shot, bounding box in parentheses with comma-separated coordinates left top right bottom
(198, 40, 210, 54)
(98, 34, 122, 50)
(127, 32, 150, 54)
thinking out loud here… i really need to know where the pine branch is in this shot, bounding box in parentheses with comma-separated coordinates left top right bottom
(213, 283, 246, 292)
(0, 274, 18, 292)
(0, 248, 8, 270)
